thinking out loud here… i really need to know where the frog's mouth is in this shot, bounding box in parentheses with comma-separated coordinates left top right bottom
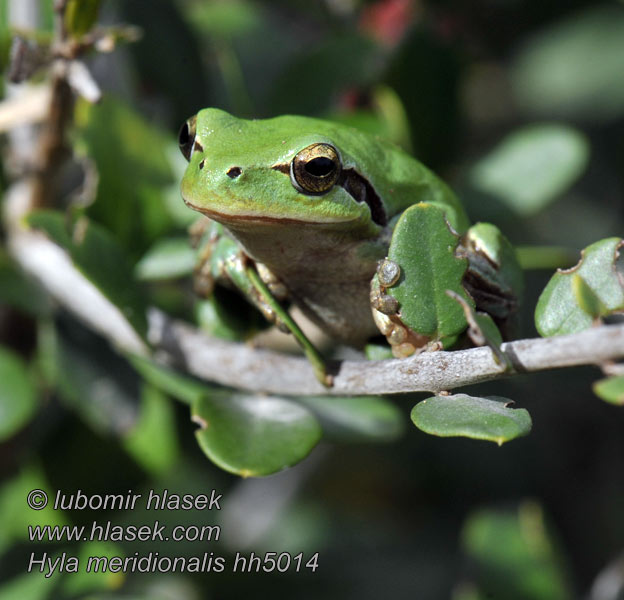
(182, 197, 354, 226)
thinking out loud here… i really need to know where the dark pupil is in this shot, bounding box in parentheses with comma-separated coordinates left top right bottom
(305, 157, 335, 177)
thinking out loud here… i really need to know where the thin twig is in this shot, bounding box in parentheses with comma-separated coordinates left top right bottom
(6, 221, 624, 397)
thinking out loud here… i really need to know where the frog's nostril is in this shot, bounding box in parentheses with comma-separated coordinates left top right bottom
(227, 166, 242, 179)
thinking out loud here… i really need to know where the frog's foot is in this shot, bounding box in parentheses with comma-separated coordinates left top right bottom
(370, 259, 430, 358)
(371, 308, 430, 358)
(255, 263, 289, 302)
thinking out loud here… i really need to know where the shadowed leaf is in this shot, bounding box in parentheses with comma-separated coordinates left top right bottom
(193, 392, 322, 477)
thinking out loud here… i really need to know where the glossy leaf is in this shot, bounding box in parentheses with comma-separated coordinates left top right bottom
(593, 376, 624, 406)
(0, 346, 38, 441)
(298, 395, 404, 442)
(193, 392, 322, 477)
(386, 202, 471, 343)
(462, 503, 571, 600)
(469, 125, 588, 217)
(411, 394, 531, 445)
(511, 5, 624, 122)
(135, 237, 195, 281)
(27, 210, 148, 339)
(535, 238, 624, 336)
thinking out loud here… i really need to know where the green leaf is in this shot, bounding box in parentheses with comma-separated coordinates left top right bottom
(64, 0, 101, 37)
(61, 541, 124, 596)
(535, 238, 624, 336)
(128, 355, 210, 406)
(593, 376, 624, 406)
(386, 202, 471, 343)
(465, 222, 524, 302)
(75, 96, 176, 256)
(445, 289, 508, 367)
(0, 464, 68, 556)
(27, 210, 148, 339)
(0, 346, 38, 442)
(123, 384, 180, 475)
(473, 313, 503, 348)
(511, 4, 624, 122)
(195, 287, 269, 341)
(411, 394, 531, 445)
(469, 125, 589, 217)
(364, 343, 394, 361)
(571, 273, 608, 318)
(462, 502, 571, 600)
(297, 396, 404, 442)
(193, 392, 322, 477)
(135, 237, 195, 281)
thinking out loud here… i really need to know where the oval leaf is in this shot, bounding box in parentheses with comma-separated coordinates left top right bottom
(411, 394, 531, 445)
(593, 376, 624, 406)
(511, 5, 624, 122)
(386, 202, 471, 342)
(0, 346, 38, 441)
(469, 124, 588, 217)
(535, 237, 624, 336)
(193, 393, 322, 477)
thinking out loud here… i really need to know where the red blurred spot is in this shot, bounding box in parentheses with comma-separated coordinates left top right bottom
(360, 0, 418, 47)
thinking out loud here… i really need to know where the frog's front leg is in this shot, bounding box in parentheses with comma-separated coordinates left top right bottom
(193, 219, 289, 329)
(370, 259, 433, 358)
(368, 203, 522, 357)
(193, 219, 332, 386)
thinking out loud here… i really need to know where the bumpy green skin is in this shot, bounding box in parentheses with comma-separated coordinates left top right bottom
(180, 108, 518, 349)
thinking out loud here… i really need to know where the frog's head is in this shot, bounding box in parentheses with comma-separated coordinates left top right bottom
(178, 108, 388, 234)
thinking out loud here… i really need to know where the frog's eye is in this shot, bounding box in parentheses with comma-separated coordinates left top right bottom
(178, 115, 197, 162)
(290, 143, 342, 194)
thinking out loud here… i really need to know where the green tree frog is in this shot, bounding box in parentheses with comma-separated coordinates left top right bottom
(179, 108, 522, 384)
